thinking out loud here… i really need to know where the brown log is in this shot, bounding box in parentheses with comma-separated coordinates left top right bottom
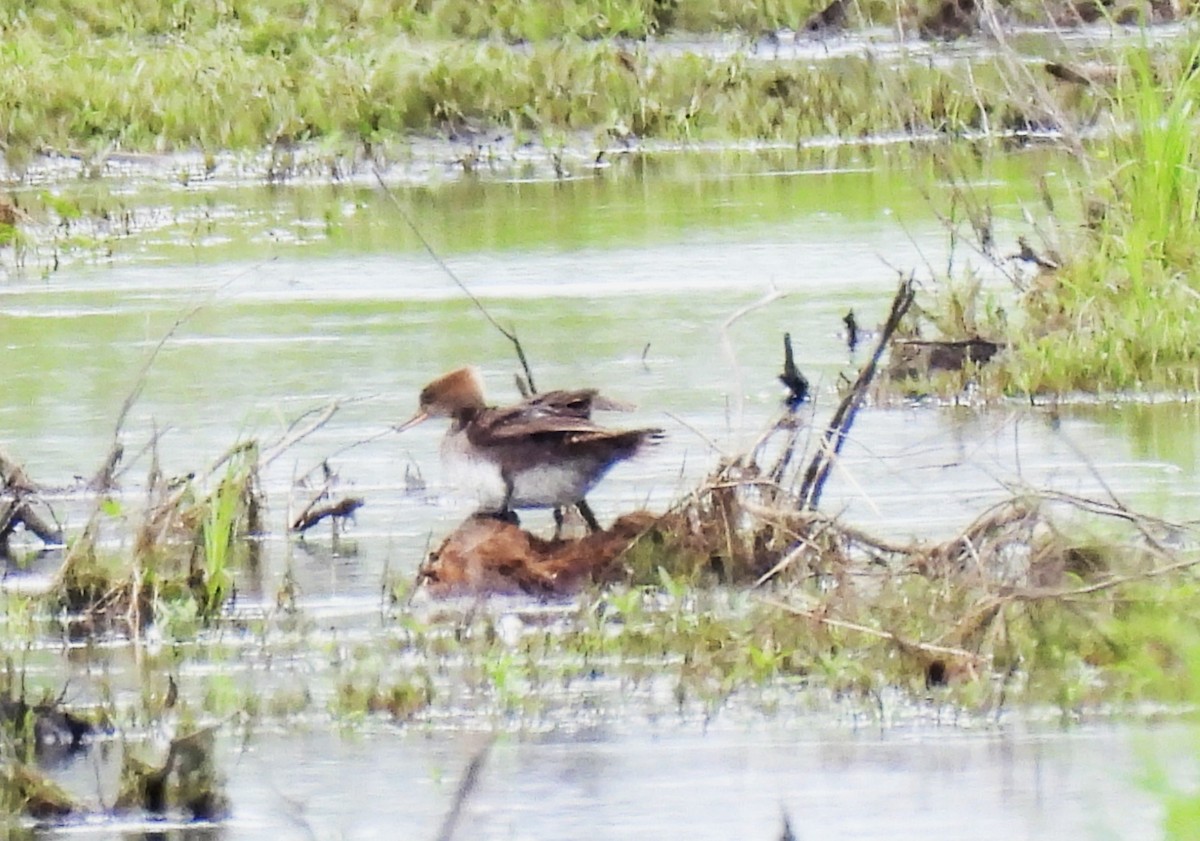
(291, 496, 364, 533)
(419, 511, 656, 597)
(11, 499, 64, 546)
(0, 448, 38, 493)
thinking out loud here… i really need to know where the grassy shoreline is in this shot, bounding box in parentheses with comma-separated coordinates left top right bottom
(0, 0, 1113, 46)
(1, 2, 1190, 164)
(0, 38, 1055, 161)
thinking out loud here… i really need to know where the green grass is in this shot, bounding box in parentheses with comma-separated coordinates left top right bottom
(2, 0, 1145, 44)
(0, 1, 1130, 163)
(0, 35, 1008, 158)
(1001, 43, 1200, 393)
(199, 449, 256, 617)
(0, 0, 862, 44)
(879, 41, 1200, 397)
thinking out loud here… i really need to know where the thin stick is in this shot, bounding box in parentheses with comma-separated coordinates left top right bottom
(718, 286, 789, 436)
(258, 401, 341, 470)
(371, 166, 537, 392)
(663, 411, 733, 461)
(760, 596, 983, 663)
(1015, 554, 1200, 600)
(1048, 426, 1172, 556)
(300, 427, 395, 478)
(797, 276, 915, 511)
(751, 523, 831, 588)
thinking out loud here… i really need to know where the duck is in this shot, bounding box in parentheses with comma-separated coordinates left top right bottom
(399, 367, 663, 531)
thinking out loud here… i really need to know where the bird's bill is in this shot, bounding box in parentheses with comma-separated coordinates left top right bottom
(396, 410, 430, 433)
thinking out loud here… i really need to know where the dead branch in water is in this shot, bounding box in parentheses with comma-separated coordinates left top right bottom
(778, 332, 810, 410)
(116, 721, 229, 819)
(0, 449, 64, 549)
(764, 333, 814, 488)
(291, 495, 364, 533)
(0, 497, 64, 548)
(0, 447, 39, 493)
(87, 442, 124, 492)
(797, 276, 915, 511)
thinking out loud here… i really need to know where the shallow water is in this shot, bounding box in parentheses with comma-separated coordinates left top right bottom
(4, 146, 1195, 598)
(2, 144, 1195, 838)
(35, 721, 1186, 840)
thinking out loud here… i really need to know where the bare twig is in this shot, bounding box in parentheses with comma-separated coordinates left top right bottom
(751, 521, 834, 587)
(0, 449, 64, 546)
(718, 286, 789, 436)
(1015, 553, 1200, 600)
(87, 443, 124, 492)
(1034, 488, 1198, 538)
(1046, 426, 1174, 557)
(258, 400, 341, 470)
(760, 596, 984, 664)
(371, 167, 537, 391)
(663, 411, 733, 461)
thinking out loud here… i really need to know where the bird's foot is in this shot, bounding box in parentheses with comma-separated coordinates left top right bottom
(486, 508, 521, 527)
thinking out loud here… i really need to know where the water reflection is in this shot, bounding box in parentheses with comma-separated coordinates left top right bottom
(75, 722, 1162, 841)
(1062, 401, 1200, 475)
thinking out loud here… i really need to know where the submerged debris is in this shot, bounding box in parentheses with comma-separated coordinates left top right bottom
(843, 309, 859, 353)
(887, 336, 1003, 380)
(291, 458, 364, 535)
(115, 726, 229, 821)
(0, 448, 63, 554)
(0, 696, 93, 755)
(0, 762, 78, 819)
(419, 512, 656, 597)
(291, 495, 364, 533)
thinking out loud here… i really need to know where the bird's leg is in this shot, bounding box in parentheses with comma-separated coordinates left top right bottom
(552, 507, 565, 541)
(576, 499, 601, 533)
(492, 473, 520, 526)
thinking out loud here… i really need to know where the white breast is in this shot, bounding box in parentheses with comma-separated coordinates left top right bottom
(440, 430, 595, 511)
(440, 432, 509, 510)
